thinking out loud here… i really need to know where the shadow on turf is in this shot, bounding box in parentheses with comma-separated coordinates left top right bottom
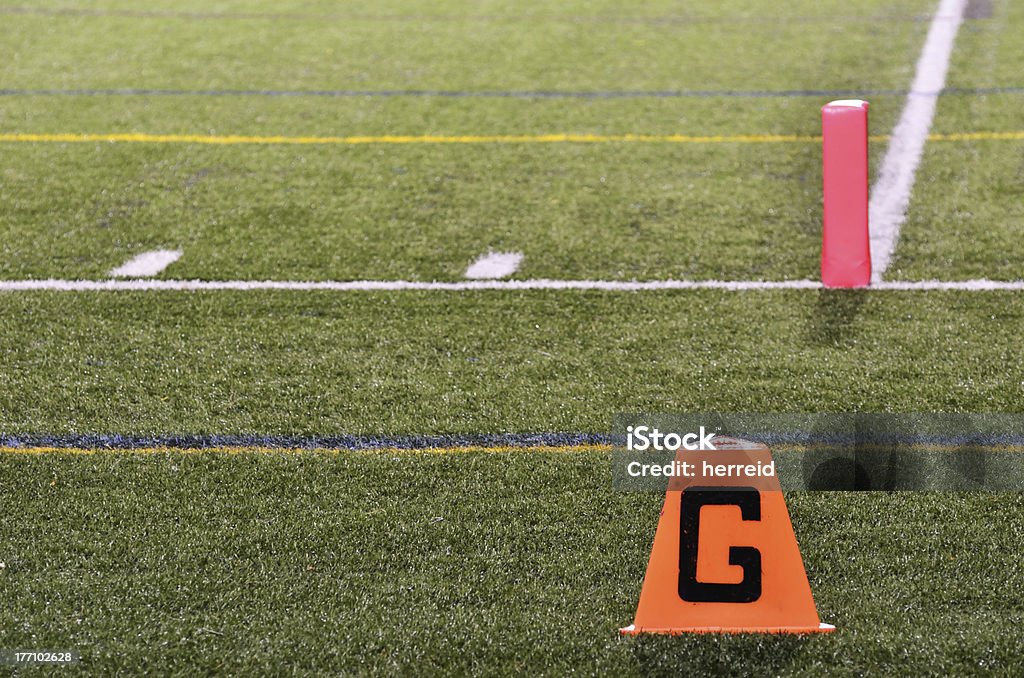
(804, 289, 868, 347)
(630, 633, 820, 676)
(801, 414, 990, 491)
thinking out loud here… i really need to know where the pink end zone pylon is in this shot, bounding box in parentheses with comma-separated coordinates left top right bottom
(821, 99, 871, 288)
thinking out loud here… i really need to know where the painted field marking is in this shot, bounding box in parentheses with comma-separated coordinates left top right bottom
(2, 86, 1023, 98)
(4, 442, 1024, 455)
(0, 132, 820, 145)
(928, 131, 1024, 141)
(0, 87, 907, 99)
(0, 444, 611, 456)
(869, 0, 967, 282)
(1, 278, 1023, 292)
(1, 131, 1021, 146)
(0, 6, 937, 24)
(464, 251, 523, 279)
(109, 249, 182, 277)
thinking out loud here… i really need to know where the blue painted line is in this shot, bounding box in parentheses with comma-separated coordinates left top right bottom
(0, 87, 887, 99)
(0, 7, 932, 24)
(2, 431, 1024, 451)
(736, 432, 1024, 446)
(0, 87, 1019, 99)
(0, 432, 612, 450)
(942, 86, 1024, 95)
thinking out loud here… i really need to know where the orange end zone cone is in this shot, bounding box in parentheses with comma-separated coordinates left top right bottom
(621, 437, 834, 634)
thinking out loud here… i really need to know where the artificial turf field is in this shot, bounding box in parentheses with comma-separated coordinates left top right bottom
(2, 0, 1024, 674)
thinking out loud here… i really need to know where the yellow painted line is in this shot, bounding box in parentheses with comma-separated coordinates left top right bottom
(928, 131, 1024, 141)
(774, 442, 1024, 453)
(4, 442, 1022, 455)
(0, 446, 610, 456)
(0, 131, 1022, 146)
(406, 443, 612, 455)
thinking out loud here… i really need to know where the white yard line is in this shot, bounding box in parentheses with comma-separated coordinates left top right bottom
(1, 278, 1023, 292)
(464, 251, 523, 279)
(109, 249, 183, 277)
(868, 0, 967, 283)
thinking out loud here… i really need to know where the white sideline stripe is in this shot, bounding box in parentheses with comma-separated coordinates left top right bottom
(868, 0, 967, 283)
(109, 249, 183, 277)
(1, 279, 1023, 291)
(464, 251, 523, 279)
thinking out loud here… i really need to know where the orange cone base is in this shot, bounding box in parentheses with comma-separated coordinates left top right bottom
(619, 622, 835, 635)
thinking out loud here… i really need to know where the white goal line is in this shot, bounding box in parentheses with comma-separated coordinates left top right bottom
(1, 279, 1022, 292)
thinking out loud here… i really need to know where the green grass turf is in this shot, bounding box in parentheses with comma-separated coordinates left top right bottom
(2, 141, 841, 281)
(2, 450, 1023, 675)
(888, 134, 1024, 281)
(0, 0, 931, 92)
(0, 290, 1022, 435)
(891, 0, 1024, 281)
(945, 0, 1024, 89)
